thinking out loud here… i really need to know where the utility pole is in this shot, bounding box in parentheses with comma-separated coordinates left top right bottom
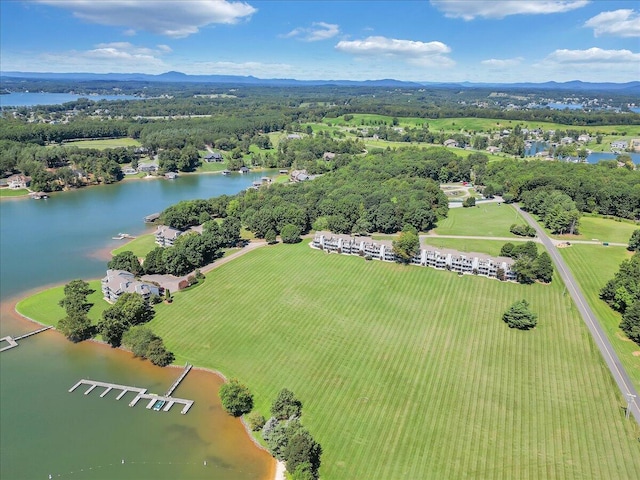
(626, 393, 637, 420)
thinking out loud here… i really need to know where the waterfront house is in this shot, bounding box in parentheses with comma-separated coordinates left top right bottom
(204, 152, 223, 162)
(101, 269, 160, 303)
(7, 174, 30, 189)
(155, 225, 183, 247)
(611, 140, 628, 150)
(165, 171, 178, 180)
(123, 167, 137, 175)
(137, 160, 158, 173)
(239, 166, 250, 174)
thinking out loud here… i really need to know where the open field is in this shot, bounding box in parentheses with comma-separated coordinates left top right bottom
(325, 113, 640, 137)
(0, 188, 29, 197)
(552, 215, 638, 244)
(112, 234, 157, 258)
(421, 238, 537, 257)
(559, 244, 640, 386)
(17, 280, 107, 326)
(143, 241, 640, 479)
(434, 202, 525, 237)
(60, 137, 142, 149)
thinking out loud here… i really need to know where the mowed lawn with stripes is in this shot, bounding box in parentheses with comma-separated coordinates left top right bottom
(560, 244, 640, 387)
(150, 241, 640, 479)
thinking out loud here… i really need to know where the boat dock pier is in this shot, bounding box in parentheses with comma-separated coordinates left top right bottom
(69, 378, 194, 414)
(165, 363, 192, 397)
(0, 326, 52, 352)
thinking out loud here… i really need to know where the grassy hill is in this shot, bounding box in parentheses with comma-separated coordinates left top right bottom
(148, 241, 640, 479)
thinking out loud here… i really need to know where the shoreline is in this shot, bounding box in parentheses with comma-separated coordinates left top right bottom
(4, 283, 283, 480)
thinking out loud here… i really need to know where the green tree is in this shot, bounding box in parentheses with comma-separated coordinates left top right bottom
(620, 301, 640, 345)
(103, 292, 155, 327)
(271, 388, 303, 420)
(97, 315, 128, 347)
(462, 196, 476, 207)
(58, 312, 94, 342)
(392, 227, 420, 263)
(122, 326, 156, 357)
(628, 230, 640, 252)
(58, 279, 95, 342)
(533, 251, 553, 283)
(265, 229, 278, 244)
(108, 251, 143, 276)
(143, 247, 166, 274)
(145, 338, 175, 366)
(284, 428, 322, 479)
(281, 224, 301, 244)
(502, 299, 537, 330)
(219, 379, 254, 417)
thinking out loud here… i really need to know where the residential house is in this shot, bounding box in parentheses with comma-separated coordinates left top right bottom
(204, 152, 223, 162)
(239, 166, 250, 174)
(101, 269, 160, 303)
(577, 134, 591, 143)
(137, 160, 158, 173)
(7, 174, 31, 189)
(444, 139, 458, 148)
(611, 140, 628, 150)
(155, 225, 183, 247)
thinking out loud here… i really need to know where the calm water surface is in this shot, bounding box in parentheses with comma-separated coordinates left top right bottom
(0, 172, 275, 479)
(0, 92, 140, 108)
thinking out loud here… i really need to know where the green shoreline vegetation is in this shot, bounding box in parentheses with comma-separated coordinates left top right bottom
(5, 86, 640, 478)
(16, 223, 640, 479)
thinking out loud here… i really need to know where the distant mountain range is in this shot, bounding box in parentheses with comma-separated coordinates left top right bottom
(1, 71, 638, 92)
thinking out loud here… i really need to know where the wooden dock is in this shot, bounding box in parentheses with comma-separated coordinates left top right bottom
(0, 326, 52, 352)
(69, 379, 194, 414)
(165, 363, 192, 397)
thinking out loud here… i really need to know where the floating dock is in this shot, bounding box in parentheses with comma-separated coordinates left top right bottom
(0, 326, 52, 352)
(69, 373, 194, 415)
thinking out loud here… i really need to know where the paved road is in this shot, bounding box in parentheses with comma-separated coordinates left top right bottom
(516, 205, 640, 424)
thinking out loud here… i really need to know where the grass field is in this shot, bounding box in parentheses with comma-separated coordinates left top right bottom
(112, 234, 157, 258)
(143, 241, 640, 479)
(325, 114, 640, 137)
(559, 245, 640, 386)
(552, 215, 638, 244)
(17, 280, 107, 326)
(434, 203, 525, 237)
(61, 138, 141, 150)
(0, 188, 29, 197)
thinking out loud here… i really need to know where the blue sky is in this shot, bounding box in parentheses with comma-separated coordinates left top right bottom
(1, 1, 638, 82)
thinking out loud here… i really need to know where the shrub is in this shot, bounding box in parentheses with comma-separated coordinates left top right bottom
(246, 412, 266, 431)
(462, 196, 476, 207)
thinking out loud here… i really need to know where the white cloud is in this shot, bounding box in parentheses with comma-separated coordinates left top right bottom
(183, 61, 294, 77)
(544, 47, 640, 64)
(584, 9, 640, 37)
(336, 36, 454, 68)
(283, 22, 340, 42)
(3, 42, 172, 73)
(336, 36, 450, 56)
(431, 0, 589, 20)
(481, 57, 524, 67)
(36, 0, 256, 38)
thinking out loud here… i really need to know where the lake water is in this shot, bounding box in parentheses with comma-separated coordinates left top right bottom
(0, 172, 275, 479)
(523, 140, 639, 164)
(0, 92, 140, 108)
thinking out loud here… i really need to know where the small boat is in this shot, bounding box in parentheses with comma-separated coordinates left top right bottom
(222, 170, 230, 176)
(112, 233, 136, 240)
(152, 399, 165, 411)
